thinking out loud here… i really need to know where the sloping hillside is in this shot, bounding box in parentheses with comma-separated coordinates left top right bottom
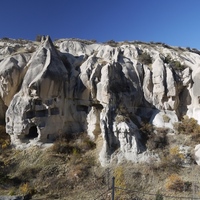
(1, 37, 200, 199)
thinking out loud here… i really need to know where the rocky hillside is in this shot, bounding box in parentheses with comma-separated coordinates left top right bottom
(1, 36, 200, 166)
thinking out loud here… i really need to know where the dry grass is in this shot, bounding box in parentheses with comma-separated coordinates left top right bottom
(0, 132, 99, 199)
(0, 125, 10, 149)
(0, 125, 199, 199)
(0, 146, 199, 199)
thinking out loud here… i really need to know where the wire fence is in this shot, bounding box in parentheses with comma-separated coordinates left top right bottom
(114, 186, 200, 200)
(93, 167, 200, 200)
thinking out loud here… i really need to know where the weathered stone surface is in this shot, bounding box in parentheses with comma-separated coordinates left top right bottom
(195, 144, 200, 165)
(1, 37, 200, 165)
(0, 196, 24, 200)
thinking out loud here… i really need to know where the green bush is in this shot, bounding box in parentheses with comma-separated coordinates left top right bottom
(163, 55, 186, 71)
(138, 52, 152, 65)
(170, 60, 186, 71)
(163, 55, 171, 64)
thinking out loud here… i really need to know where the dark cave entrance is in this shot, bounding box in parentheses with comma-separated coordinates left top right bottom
(27, 126, 38, 139)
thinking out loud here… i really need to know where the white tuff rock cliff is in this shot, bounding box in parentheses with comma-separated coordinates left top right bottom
(0, 36, 200, 165)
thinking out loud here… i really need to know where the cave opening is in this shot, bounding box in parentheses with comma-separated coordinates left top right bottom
(27, 126, 38, 139)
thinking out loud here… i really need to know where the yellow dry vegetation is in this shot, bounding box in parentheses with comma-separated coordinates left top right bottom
(165, 174, 184, 192)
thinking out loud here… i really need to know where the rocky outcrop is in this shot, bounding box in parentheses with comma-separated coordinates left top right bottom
(1, 37, 200, 165)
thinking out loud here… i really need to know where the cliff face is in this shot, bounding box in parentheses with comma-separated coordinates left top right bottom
(0, 37, 200, 165)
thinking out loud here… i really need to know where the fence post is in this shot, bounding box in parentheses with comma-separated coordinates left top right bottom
(112, 176, 115, 200)
(107, 168, 110, 190)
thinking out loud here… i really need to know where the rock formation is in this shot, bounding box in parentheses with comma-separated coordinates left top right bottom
(1, 37, 200, 165)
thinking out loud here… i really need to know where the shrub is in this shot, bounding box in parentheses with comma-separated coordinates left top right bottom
(104, 40, 117, 47)
(165, 174, 192, 192)
(170, 60, 186, 71)
(163, 55, 186, 71)
(159, 146, 184, 172)
(115, 115, 129, 124)
(163, 55, 171, 64)
(52, 141, 80, 154)
(90, 39, 97, 43)
(114, 166, 126, 198)
(165, 174, 184, 192)
(35, 35, 43, 42)
(17, 166, 41, 181)
(138, 52, 152, 65)
(0, 125, 10, 149)
(140, 123, 154, 142)
(20, 183, 30, 195)
(52, 132, 96, 154)
(186, 47, 191, 51)
(169, 146, 184, 164)
(81, 137, 96, 150)
(174, 116, 200, 142)
(155, 190, 163, 200)
(19, 182, 35, 196)
(147, 128, 168, 150)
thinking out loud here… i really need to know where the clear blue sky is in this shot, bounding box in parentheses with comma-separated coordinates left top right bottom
(1, 0, 200, 48)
